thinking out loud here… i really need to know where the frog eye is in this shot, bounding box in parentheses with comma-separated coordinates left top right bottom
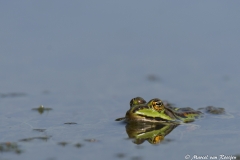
(137, 98, 146, 105)
(130, 97, 146, 108)
(151, 99, 164, 111)
(155, 101, 163, 106)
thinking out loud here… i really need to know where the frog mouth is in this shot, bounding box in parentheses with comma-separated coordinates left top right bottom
(136, 114, 176, 122)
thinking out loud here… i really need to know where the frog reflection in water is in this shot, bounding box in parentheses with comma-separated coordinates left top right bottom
(125, 122, 178, 144)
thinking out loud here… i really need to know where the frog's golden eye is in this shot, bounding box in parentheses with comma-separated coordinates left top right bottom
(155, 101, 163, 106)
(153, 102, 163, 111)
(149, 98, 164, 111)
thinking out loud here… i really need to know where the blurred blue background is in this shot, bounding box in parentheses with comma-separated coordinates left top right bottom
(1, 1, 240, 106)
(1, 1, 240, 107)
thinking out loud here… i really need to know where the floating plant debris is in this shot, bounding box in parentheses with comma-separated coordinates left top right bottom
(32, 105, 52, 114)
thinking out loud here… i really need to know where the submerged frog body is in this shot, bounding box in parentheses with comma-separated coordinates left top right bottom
(198, 106, 225, 114)
(116, 97, 202, 123)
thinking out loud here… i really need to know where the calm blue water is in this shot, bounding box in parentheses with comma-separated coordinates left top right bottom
(0, 1, 240, 160)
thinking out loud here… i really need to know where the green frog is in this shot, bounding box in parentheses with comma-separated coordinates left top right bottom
(116, 97, 203, 123)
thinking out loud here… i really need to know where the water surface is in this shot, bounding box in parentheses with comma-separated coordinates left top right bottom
(0, 1, 240, 160)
